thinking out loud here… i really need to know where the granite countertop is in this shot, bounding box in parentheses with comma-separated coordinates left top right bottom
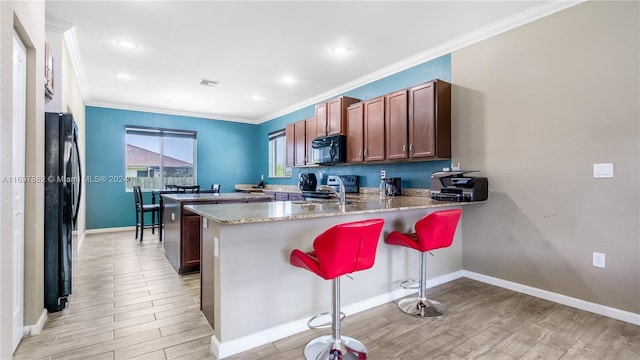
(234, 184, 300, 193)
(162, 192, 272, 202)
(185, 195, 480, 225)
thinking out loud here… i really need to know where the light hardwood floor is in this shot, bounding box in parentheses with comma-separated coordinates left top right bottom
(14, 231, 640, 360)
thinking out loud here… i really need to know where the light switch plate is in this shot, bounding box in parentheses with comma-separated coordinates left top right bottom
(593, 163, 614, 178)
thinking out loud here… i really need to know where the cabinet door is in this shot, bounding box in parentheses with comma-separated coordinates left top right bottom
(409, 82, 441, 158)
(288, 193, 303, 201)
(181, 214, 201, 271)
(285, 123, 295, 166)
(294, 120, 306, 166)
(364, 96, 385, 161)
(326, 98, 344, 135)
(315, 102, 327, 137)
(305, 118, 316, 165)
(346, 103, 364, 163)
(385, 90, 408, 160)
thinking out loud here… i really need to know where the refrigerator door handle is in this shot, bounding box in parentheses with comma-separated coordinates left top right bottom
(72, 134, 82, 227)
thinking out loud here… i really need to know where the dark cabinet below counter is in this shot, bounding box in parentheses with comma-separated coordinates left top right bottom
(163, 193, 272, 274)
(264, 191, 303, 201)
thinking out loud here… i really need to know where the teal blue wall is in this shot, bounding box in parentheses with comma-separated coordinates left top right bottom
(256, 54, 453, 189)
(85, 107, 259, 229)
(86, 54, 453, 229)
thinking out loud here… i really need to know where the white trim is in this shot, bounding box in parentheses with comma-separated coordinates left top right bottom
(61, 26, 89, 105)
(27, 309, 48, 335)
(45, 18, 73, 33)
(85, 226, 135, 234)
(211, 270, 464, 359)
(86, 101, 254, 124)
(463, 271, 640, 326)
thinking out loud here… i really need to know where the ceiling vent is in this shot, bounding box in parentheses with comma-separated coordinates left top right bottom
(200, 79, 218, 87)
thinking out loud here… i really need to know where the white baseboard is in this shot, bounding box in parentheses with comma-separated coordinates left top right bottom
(85, 226, 135, 234)
(463, 270, 640, 326)
(210, 270, 465, 359)
(27, 309, 48, 335)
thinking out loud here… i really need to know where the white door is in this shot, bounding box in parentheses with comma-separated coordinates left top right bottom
(12, 31, 27, 353)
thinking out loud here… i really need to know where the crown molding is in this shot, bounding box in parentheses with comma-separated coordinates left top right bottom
(85, 100, 256, 124)
(45, 18, 73, 33)
(60, 26, 91, 105)
(257, 0, 585, 124)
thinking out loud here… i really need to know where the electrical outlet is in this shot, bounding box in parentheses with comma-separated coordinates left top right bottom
(593, 252, 605, 268)
(380, 170, 386, 180)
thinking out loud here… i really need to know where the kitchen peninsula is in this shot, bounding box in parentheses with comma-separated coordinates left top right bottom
(162, 192, 271, 274)
(186, 195, 481, 359)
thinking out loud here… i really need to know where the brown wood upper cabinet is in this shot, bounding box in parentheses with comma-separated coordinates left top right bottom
(346, 96, 385, 163)
(285, 123, 295, 167)
(286, 117, 315, 167)
(364, 96, 386, 161)
(294, 120, 306, 166)
(385, 90, 409, 160)
(316, 96, 360, 137)
(386, 79, 451, 160)
(346, 103, 364, 162)
(305, 118, 316, 165)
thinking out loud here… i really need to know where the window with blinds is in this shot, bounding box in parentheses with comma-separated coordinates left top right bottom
(125, 126, 197, 190)
(268, 129, 290, 178)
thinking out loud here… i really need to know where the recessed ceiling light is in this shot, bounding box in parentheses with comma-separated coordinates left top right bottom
(281, 75, 297, 85)
(115, 73, 130, 79)
(116, 40, 137, 49)
(331, 46, 350, 55)
(200, 79, 218, 87)
(251, 95, 264, 101)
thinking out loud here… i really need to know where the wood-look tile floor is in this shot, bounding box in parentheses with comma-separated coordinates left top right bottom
(14, 231, 640, 360)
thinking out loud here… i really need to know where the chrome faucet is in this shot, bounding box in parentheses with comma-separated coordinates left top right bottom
(319, 177, 346, 205)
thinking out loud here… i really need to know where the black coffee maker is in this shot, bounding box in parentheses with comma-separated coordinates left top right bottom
(384, 177, 402, 196)
(298, 173, 317, 191)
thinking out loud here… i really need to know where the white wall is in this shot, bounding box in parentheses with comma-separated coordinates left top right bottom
(0, 0, 45, 358)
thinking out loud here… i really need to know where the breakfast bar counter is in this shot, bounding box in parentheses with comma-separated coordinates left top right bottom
(185, 196, 481, 359)
(162, 192, 271, 274)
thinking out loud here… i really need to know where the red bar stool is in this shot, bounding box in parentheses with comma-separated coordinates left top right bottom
(290, 218, 384, 360)
(385, 209, 462, 318)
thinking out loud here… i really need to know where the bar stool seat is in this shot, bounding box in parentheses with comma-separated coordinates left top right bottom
(290, 218, 384, 360)
(385, 209, 461, 318)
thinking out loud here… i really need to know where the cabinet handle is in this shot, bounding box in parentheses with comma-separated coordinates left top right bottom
(358, 150, 362, 157)
(409, 144, 413, 152)
(364, 149, 367, 157)
(402, 145, 406, 152)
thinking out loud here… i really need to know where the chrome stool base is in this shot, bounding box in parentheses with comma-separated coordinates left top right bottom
(398, 297, 446, 318)
(304, 335, 367, 360)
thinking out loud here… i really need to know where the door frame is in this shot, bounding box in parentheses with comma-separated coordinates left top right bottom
(12, 30, 27, 353)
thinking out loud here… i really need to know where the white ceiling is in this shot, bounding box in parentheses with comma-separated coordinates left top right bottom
(45, 1, 576, 124)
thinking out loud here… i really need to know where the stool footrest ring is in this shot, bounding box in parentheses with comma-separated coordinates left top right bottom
(400, 279, 419, 290)
(307, 311, 346, 329)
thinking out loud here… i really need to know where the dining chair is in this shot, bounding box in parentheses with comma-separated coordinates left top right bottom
(133, 185, 162, 241)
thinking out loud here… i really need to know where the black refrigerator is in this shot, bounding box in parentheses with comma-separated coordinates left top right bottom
(44, 112, 82, 313)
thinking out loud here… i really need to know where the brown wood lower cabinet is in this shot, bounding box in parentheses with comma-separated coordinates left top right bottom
(265, 191, 303, 201)
(181, 211, 202, 272)
(163, 194, 271, 274)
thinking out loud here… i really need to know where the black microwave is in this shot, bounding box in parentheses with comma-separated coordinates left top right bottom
(312, 134, 346, 165)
